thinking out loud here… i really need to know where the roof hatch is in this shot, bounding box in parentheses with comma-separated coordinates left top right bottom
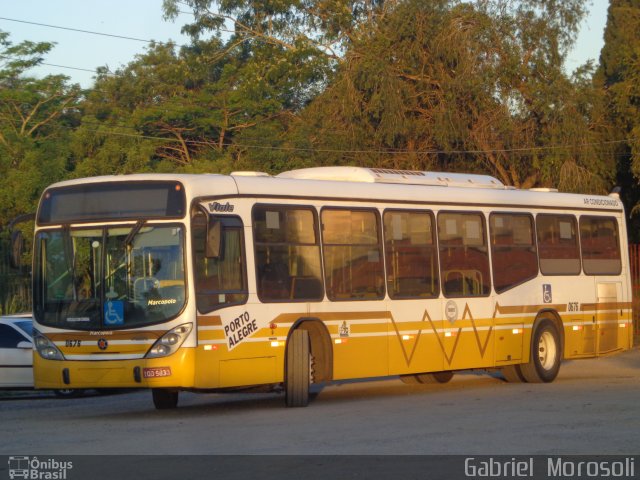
(277, 167, 505, 189)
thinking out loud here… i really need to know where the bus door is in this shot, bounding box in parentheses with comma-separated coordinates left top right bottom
(578, 300, 596, 356)
(596, 282, 622, 354)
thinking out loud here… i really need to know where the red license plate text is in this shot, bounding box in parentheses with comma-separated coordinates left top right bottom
(143, 367, 172, 378)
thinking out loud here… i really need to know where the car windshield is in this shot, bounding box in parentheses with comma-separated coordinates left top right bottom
(34, 225, 186, 330)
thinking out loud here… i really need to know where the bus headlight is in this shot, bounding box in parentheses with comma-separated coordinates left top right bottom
(34, 330, 65, 361)
(146, 323, 193, 359)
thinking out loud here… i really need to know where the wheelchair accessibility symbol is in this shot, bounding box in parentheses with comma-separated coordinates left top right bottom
(104, 300, 124, 325)
(543, 284, 552, 304)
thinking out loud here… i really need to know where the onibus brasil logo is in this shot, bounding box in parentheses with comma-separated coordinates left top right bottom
(7, 456, 72, 479)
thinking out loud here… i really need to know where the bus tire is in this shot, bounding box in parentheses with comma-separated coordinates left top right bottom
(501, 365, 525, 383)
(399, 374, 421, 384)
(284, 328, 311, 407)
(53, 389, 84, 398)
(285, 329, 310, 407)
(152, 388, 179, 409)
(518, 319, 561, 383)
(415, 371, 454, 384)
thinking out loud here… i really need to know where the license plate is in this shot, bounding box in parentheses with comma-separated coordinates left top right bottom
(143, 367, 172, 378)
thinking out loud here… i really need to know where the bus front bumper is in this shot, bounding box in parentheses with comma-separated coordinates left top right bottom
(33, 348, 196, 390)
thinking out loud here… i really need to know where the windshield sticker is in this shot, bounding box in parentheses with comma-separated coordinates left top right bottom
(67, 317, 91, 323)
(104, 300, 124, 326)
(223, 311, 259, 350)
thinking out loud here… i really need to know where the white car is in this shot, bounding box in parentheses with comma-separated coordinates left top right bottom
(0, 314, 33, 388)
(0, 314, 83, 397)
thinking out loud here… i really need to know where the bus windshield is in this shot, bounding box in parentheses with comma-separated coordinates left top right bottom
(34, 224, 186, 330)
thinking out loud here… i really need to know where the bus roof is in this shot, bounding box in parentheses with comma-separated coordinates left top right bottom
(42, 168, 623, 213)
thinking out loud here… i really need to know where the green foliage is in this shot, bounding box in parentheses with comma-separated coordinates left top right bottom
(0, 31, 81, 226)
(72, 35, 310, 174)
(0, 2, 631, 215)
(289, 0, 610, 191)
(597, 0, 640, 238)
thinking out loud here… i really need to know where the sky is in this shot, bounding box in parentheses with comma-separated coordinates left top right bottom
(0, 0, 610, 88)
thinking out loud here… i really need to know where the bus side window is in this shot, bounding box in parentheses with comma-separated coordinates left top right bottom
(290, 276, 324, 299)
(536, 214, 581, 275)
(438, 212, 491, 297)
(321, 208, 385, 301)
(579, 216, 622, 275)
(383, 210, 439, 299)
(258, 262, 290, 299)
(253, 205, 324, 303)
(490, 213, 538, 292)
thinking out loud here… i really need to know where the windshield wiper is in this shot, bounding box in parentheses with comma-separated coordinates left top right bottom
(124, 219, 146, 247)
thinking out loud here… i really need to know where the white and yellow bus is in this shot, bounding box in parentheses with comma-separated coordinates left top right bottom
(31, 167, 634, 409)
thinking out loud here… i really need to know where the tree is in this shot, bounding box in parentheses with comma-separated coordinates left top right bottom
(74, 37, 306, 175)
(289, 0, 612, 191)
(0, 31, 81, 225)
(160, 0, 401, 172)
(597, 0, 640, 238)
(162, 0, 390, 69)
(0, 31, 81, 313)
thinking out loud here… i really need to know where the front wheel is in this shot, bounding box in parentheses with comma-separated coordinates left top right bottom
(152, 388, 179, 409)
(285, 329, 310, 407)
(518, 319, 562, 383)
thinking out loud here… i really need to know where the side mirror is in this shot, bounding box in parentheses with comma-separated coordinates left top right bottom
(17, 341, 33, 350)
(9, 230, 24, 269)
(206, 219, 222, 258)
(7, 213, 35, 269)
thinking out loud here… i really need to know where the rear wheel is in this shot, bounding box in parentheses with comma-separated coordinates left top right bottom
(501, 365, 525, 383)
(400, 371, 454, 384)
(285, 329, 310, 407)
(399, 374, 421, 384)
(518, 319, 561, 383)
(152, 388, 178, 409)
(415, 371, 454, 384)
